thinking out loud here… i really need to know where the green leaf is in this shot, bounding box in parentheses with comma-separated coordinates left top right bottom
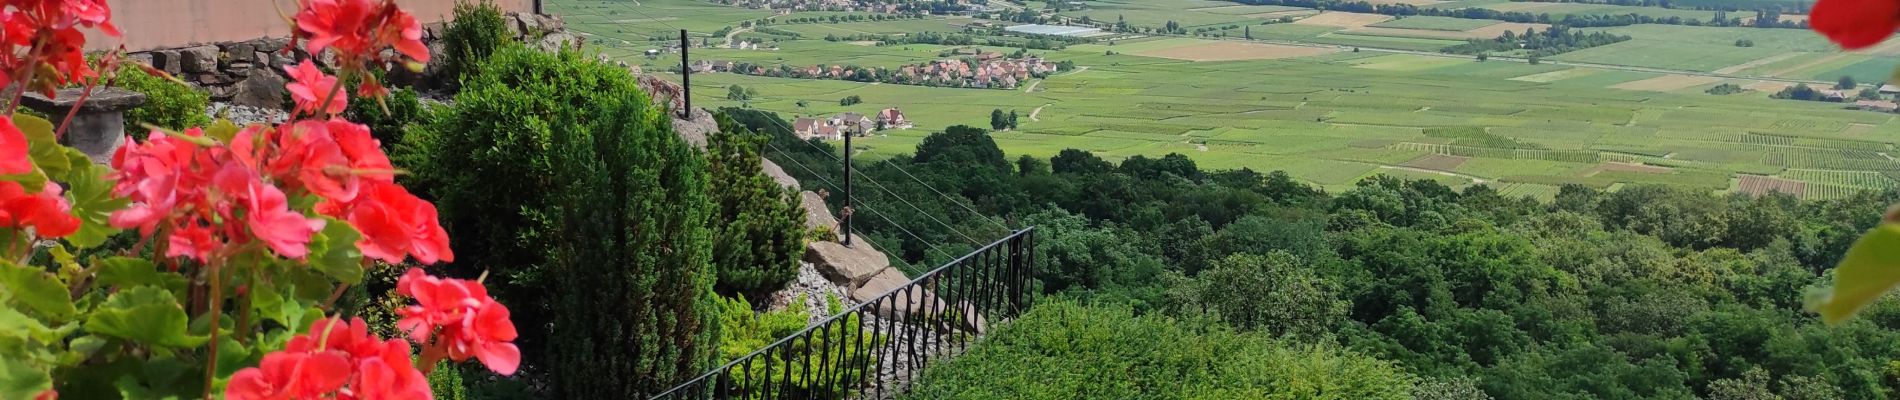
(84, 286, 207, 348)
(204, 119, 241, 144)
(213, 336, 252, 378)
(60, 161, 128, 249)
(0, 306, 57, 343)
(0, 262, 75, 323)
(94, 258, 187, 299)
(1809, 223, 1900, 324)
(14, 114, 68, 182)
(306, 218, 365, 285)
(0, 357, 51, 400)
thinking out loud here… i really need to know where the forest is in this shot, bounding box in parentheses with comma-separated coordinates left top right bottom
(727, 109, 1900, 399)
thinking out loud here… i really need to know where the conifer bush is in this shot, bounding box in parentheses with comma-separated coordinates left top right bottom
(411, 44, 719, 396)
(709, 114, 808, 298)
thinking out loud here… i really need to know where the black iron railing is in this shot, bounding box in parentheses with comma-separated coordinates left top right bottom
(654, 227, 1037, 400)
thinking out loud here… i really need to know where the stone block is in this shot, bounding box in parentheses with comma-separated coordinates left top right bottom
(805, 233, 889, 285)
(179, 46, 219, 74)
(231, 66, 288, 109)
(224, 42, 255, 63)
(150, 50, 182, 76)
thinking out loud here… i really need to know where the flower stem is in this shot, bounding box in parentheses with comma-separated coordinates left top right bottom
(202, 256, 223, 400)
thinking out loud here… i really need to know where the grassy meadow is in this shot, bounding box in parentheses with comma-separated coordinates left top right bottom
(556, 0, 1900, 199)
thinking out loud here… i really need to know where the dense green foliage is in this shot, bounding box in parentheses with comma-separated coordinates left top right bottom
(734, 110, 1900, 398)
(342, 86, 424, 150)
(707, 115, 808, 298)
(716, 294, 879, 399)
(901, 299, 1416, 399)
(409, 44, 717, 396)
(115, 64, 210, 133)
(442, 1, 512, 89)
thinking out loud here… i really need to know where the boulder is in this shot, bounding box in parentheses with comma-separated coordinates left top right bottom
(536, 31, 579, 52)
(801, 191, 838, 231)
(805, 233, 889, 285)
(150, 50, 182, 76)
(178, 45, 219, 74)
(516, 12, 544, 38)
(230, 67, 289, 109)
(670, 107, 714, 147)
(762, 159, 798, 189)
(543, 14, 565, 32)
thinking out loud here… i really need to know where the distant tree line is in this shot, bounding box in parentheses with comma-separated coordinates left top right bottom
(1442, 26, 1632, 57)
(1506, 0, 1811, 13)
(822, 30, 1085, 50)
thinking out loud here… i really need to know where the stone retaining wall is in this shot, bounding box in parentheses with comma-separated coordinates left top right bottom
(125, 12, 574, 110)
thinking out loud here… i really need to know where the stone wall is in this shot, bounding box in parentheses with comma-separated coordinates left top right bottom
(85, 0, 534, 52)
(125, 12, 573, 110)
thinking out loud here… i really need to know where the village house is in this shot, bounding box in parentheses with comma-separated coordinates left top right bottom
(1856, 99, 1899, 112)
(794, 117, 842, 140)
(832, 112, 874, 135)
(878, 108, 911, 129)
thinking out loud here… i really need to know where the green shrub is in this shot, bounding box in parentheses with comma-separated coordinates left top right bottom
(115, 64, 210, 133)
(411, 44, 718, 397)
(443, 0, 512, 88)
(343, 86, 425, 150)
(708, 114, 808, 298)
(715, 294, 880, 400)
(902, 299, 1416, 400)
(1169, 252, 1347, 338)
(428, 363, 470, 400)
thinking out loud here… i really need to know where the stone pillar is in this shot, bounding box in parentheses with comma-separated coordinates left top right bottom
(20, 87, 148, 164)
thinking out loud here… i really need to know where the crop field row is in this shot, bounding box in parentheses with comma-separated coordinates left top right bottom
(562, 2, 1900, 196)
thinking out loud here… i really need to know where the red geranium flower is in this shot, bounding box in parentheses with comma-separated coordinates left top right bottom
(0, 118, 34, 175)
(1812, 0, 1900, 49)
(349, 183, 451, 265)
(396, 268, 518, 375)
(0, 181, 78, 238)
(285, 60, 346, 116)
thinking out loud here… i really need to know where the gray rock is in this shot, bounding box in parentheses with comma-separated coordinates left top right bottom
(224, 42, 255, 63)
(762, 158, 798, 189)
(230, 67, 288, 110)
(536, 32, 578, 52)
(671, 107, 714, 148)
(150, 50, 182, 76)
(179, 45, 219, 74)
(516, 12, 543, 38)
(21, 87, 146, 113)
(125, 52, 154, 69)
(206, 103, 289, 126)
(543, 14, 565, 32)
(805, 234, 890, 285)
(802, 191, 838, 231)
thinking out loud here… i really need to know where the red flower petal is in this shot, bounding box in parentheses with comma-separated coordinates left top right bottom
(1812, 0, 1900, 49)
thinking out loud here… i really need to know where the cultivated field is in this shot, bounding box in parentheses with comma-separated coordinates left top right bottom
(1132, 40, 1338, 61)
(1294, 12, 1393, 28)
(559, 0, 1900, 198)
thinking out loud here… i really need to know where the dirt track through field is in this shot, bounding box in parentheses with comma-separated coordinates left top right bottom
(1714, 52, 1803, 75)
(1610, 74, 1722, 91)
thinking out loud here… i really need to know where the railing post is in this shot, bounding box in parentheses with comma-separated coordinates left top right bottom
(842, 125, 853, 246)
(678, 29, 692, 120)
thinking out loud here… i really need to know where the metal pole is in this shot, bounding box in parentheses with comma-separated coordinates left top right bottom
(678, 29, 692, 120)
(842, 125, 853, 246)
